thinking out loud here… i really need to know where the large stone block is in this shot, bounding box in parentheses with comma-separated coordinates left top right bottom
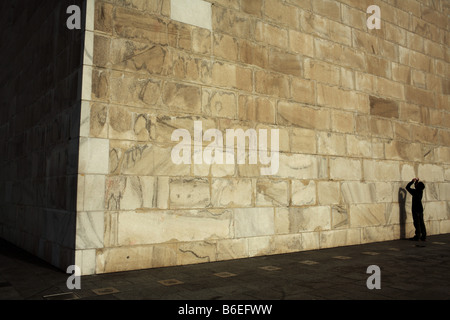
(238, 95, 275, 124)
(234, 207, 275, 238)
(255, 70, 289, 98)
(96, 244, 177, 273)
(255, 21, 288, 49)
(169, 178, 211, 208)
(350, 203, 386, 227)
(362, 225, 395, 243)
(418, 164, 445, 182)
(111, 39, 172, 75)
(211, 178, 253, 207)
(369, 96, 399, 118)
(364, 160, 400, 182)
(290, 77, 315, 105)
(288, 206, 331, 232)
(317, 181, 340, 205)
(277, 154, 327, 179)
(289, 30, 314, 57)
(117, 209, 232, 245)
(212, 62, 252, 92)
(330, 157, 362, 181)
(320, 228, 361, 248)
(291, 180, 316, 206)
(114, 7, 168, 44)
(268, 48, 302, 76)
(317, 83, 369, 113)
(202, 89, 237, 119)
(277, 101, 330, 130)
(290, 127, 317, 154)
(341, 182, 376, 204)
(304, 58, 340, 85)
(318, 132, 346, 156)
(162, 82, 202, 114)
(177, 241, 217, 265)
(256, 179, 289, 206)
(239, 39, 268, 68)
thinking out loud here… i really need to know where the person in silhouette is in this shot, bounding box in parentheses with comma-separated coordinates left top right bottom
(406, 178, 426, 241)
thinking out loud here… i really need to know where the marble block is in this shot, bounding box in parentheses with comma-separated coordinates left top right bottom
(211, 178, 253, 207)
(330, 157, 362, 180)
(118, 209, 232, 245)
(177, 241, 217, 265)
(291, 180, 316, 206)
(256, 179, 289, 206)
(320, 228, 361, 248)
(288, 206, 331, 232)
(96, 244, 177, 273)
(349, 203, 386, 227)
(341, 181, 376, 204)
(277, 154, 327, 179)
(216, 238, 249, 261)
(169, 178, 211, 208)
(76, 211, 104, 249)
(234, 207, 275, 238)
(363, 160, 400, 182)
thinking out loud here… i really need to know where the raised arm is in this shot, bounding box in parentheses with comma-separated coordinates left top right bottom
(406, 180, 415, 196)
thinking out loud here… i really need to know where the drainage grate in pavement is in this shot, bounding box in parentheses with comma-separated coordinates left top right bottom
(299, 260, 319, 265)
(333, 256, 352, 260)
(259, 266, 281, 271)
(362, 252, 380, 256)
(43, 292, 79, 300)
(158, 279, 184, 286)
(213, 272, 237, 278)
(92, 287, 120, 295)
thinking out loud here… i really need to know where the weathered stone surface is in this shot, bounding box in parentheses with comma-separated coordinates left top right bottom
(211, 179, 253, 207)
(234, 208, 275, 238)
(288, 206, 331, 232)
(117, 209, 232, 245)
(169, 178, 211, 208)
(8, 0, 448, 277)
(369, 96, 399, 118)
(256, 179, 289, 206)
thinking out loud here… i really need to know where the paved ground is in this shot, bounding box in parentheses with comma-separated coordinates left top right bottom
(1, 234, 449, 301)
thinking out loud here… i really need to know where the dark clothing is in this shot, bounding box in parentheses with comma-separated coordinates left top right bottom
(406, 181, 426, 240)
(406, 181, 424, 212)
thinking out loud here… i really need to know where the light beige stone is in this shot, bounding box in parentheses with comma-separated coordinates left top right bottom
(291, 180, 316, 206)
(350, 203, 386, 227)
(177, 241, 217, 264)
(330, 157, 362, 181)
(216, 238, 248, 260)
(169, 178, 211, 208)
(277, 154, 327, 180)
(317, 181, 340, 205)
(318, 132, 346, 156)
(256, 179, 289, 206)
(320, 228, 361, 248)
(118, 209, 232, 245)
(341, 182, 376, 204)
(234, 208, 275, 238)
(288, 206, 331, 232)
(211, 179, 253, 207)
(363, 160, 400, 182)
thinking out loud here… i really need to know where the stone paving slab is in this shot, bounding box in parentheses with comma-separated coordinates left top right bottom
(1, 234, 449, 301)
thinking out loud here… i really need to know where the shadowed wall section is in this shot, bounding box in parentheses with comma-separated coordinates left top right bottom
(0, 0, 85, 270)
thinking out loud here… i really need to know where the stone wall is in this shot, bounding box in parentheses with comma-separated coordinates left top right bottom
(76, 0, 449, 275)
(2, 0, 448, 276)
(0, 0, 85, 270)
